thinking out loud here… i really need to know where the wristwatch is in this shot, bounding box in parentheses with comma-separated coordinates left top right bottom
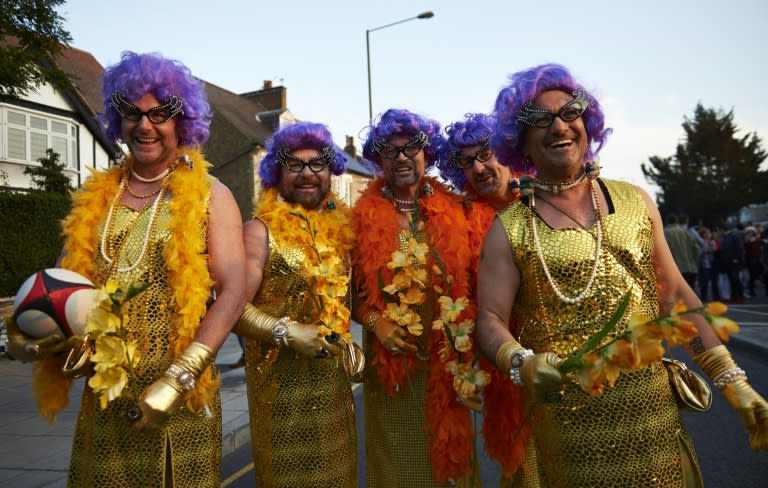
(509, 348, 534, 387)
(272, 317, 291, 347)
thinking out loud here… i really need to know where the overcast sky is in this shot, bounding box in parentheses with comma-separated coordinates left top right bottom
(58, 0, 768, 198)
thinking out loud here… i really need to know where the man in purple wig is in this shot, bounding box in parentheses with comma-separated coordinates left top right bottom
(477, 63, 768, 486)
(353, 108, 482, 486)
(232, 121, 359, 486)
(9, 51, 247, 487)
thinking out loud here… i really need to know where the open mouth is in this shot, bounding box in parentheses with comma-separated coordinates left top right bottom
(550, 138, 573, 149)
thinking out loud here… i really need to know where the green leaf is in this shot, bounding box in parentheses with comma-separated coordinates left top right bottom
(559, 292, 631, 373)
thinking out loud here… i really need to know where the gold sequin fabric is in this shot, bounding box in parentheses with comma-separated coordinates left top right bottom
(497, 179, 701, 488)
(245, 231, 357, 488)
(363, 229, 481, 488)
(68, 202, 222, 488)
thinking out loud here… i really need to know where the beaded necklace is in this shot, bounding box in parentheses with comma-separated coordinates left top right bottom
(99, 175, 167, 273)
(124, 179, 163, 199)
(530, 180, 602, 304)
(532, 170, 586, 194)
(130, 166, 171, 183)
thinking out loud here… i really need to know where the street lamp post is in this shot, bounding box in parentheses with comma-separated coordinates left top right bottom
(366, 11, 434, 122)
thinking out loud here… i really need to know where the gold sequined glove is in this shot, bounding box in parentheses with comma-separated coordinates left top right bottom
(497, 341, 564, 403)
(233, 303, 341, 359)
(133, 341, 214, 431)
(5, 314, 81, 363)
(694, 345, 768, 451)
(521, 352, 565, 403)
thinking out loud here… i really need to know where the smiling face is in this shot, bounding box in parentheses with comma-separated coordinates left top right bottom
(277, 148, 331, 210)
(459, 144, 512, 199)
(379, 134, 427, 195)
(120, 93, 179, 171)
(521, 90, 588, 180)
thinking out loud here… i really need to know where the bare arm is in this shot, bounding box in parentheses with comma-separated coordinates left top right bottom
(192, 181, 247, 351)
(637, 187, 721, 356)
(476, 218, 521, 364)
(243, 218, 269, 301)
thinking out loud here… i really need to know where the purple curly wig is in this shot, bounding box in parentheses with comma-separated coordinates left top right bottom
(100, 51, 211, 146)
(491, 64, 612, 173)
(259, 121, 347, 188)
(361, 108, 444, 174)
(437, 113, 495, 190)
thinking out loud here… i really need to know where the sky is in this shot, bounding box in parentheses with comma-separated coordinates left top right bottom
(57, 0, 768, 198)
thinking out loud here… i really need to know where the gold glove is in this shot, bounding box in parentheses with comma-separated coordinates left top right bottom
(694, 345, 768, 451)
(233, 303, 341, 358)
(232, 303, 280, 342)
(133, 341, 214, 430)
(61, 334, 93, 378)
(495, 340, 528, 372)
(520, 352, 565, 404)
(5, 314, 81, 363)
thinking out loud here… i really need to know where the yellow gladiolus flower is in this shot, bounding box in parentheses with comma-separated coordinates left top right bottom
(92, 335, 129, 369)
(438, 296, 468, 323)
(399, 287, 426, 305)
(387, 250, 412, 270)
(708, 315, 740, 341)
(407, 321, 424, 337)
(88, 365, 128, 409)
(448, 319, 475, 353)
(703, 301, 727, 316)
(384, 302, 419, 328)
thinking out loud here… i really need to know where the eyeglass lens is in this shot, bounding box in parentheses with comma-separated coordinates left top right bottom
(527, 99, 586, 128)
(379, 142, 424, 159)
(118, 101, 176, 124)
(283, 154, 330, 173)
(455, 147, 493, 169)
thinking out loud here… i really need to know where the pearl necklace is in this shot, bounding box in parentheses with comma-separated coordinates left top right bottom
(532, 171, 586, 194)
(99, 175, 167, 273)
(530, 180, 602, 304)
(131, 166, 171, 183)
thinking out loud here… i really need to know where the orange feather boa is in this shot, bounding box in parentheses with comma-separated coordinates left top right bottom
(353, 176, 476, 483)
(465, 198, 531, 480)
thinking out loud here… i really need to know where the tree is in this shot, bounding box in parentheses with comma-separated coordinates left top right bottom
(642, 104, 768, 226)
(0, 0, 73, 99)
(24, 148, 73, 194)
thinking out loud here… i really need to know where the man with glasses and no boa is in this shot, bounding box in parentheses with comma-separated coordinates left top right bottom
(353, 109, 481, 487)
(477, 63, 768, 487)
(232, 122, 358, 486)
(10, 51, 247, 487)
(437, 113, 529, 480)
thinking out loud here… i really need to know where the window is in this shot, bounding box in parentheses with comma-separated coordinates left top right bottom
(1, 106, 78, 169)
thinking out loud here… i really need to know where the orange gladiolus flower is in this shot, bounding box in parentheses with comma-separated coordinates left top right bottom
(708, 315, 740, 341)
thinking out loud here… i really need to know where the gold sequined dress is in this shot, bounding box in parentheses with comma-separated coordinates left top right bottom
(68, 201, 222, 487)
(244, 229, 357, 488)
(498, 179, 701, 488)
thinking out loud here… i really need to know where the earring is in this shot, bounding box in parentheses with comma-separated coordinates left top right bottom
(585, 160, 601, 180)
(519, 175, 534, 196)
(509, 176, 521, 197)
(178, 154, 194, 170)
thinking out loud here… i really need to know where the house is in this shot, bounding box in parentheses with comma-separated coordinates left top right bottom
(0, 44, 373, 216)
(0, 44, 116, 190)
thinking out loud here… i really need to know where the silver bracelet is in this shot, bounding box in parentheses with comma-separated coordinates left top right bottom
(712, 366, 747, 390)
(271, 317, 291, 347)
(509, 348, 534, 387)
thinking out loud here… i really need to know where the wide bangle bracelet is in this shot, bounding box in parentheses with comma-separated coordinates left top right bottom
(364, 311, 381, 332)
(272, 317, 291, 347)
(165, 363, 196, 392)
(712, 367, 747, 390)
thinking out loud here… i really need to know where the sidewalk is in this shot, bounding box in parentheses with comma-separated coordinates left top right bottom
(0, 334, 249, 487)
(1, 302, 765, 487)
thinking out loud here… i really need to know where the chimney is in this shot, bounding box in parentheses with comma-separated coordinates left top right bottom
(242, 81, 287, 111)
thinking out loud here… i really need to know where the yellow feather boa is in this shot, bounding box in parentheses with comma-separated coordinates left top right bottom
(34, 147, 218, 421)
(253, 187, 355, 334)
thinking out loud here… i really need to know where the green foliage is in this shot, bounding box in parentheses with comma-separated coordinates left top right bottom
(0, 190, 71, 296)
(0, 0, 73, 99)
(642, 104, 768, 226)
(23, 148, 73, 194)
